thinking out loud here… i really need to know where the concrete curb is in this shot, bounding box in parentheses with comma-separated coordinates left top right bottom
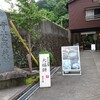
(8, 84, 35, 100)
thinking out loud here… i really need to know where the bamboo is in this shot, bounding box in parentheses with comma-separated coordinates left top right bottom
(10, 20, 38, 66)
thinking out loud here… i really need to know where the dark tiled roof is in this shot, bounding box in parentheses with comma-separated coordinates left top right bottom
(68, 0, 76, 4)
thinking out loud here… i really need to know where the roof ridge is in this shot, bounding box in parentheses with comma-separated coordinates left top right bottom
(68, 0, 76, 4)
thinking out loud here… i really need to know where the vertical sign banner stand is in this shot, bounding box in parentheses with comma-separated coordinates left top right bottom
(91, 44, 95, 50)
(39, 54, 51, 87)
(61, 46, 81, 75)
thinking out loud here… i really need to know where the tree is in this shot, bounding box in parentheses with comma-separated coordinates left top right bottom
(40, 9, 57, 21)
(5, 0, 42, 72)
(53, 0, 68, 27)
(36, 0, 47, 10)
(36, 0, 69, 27)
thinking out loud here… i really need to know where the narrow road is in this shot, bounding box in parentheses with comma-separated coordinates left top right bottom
(29, 50, 100, 100)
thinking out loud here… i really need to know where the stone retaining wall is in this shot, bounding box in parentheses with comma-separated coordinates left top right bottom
(11, 20, 70, 67)
(32, 21, 70, 66)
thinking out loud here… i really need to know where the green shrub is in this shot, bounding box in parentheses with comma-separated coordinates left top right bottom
(39, 50, 54, 65)
(25, 76, 40, 85)
(25, 77, 34, 85)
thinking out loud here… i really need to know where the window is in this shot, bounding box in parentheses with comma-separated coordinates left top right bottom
(86, 9, 94, 20)
(95, 8, 100, 14)
(85, 8, 100, 21)
(93, 0, 100, 3)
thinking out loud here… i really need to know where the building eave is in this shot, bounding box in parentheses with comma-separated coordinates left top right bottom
(66, 0, 76, 8)
(68, 0, 76, 4)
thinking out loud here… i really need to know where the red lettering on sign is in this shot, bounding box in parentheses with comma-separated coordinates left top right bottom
(46, 75, 49, 78)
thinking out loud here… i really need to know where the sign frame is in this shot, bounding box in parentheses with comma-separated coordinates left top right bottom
(61, 46, 81, 75)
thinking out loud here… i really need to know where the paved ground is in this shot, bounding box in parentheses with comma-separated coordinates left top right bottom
(29, 50, 100, 100)
(0, 85, 28, 100)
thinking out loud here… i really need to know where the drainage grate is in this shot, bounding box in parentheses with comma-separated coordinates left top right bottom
(18, 67, 60, 100)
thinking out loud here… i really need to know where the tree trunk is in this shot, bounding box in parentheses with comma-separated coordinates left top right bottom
(27, 33, 32, 73)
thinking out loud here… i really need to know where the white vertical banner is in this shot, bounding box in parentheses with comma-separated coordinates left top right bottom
(39, 54, 51, 88)
(91, 44, 95, 50)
